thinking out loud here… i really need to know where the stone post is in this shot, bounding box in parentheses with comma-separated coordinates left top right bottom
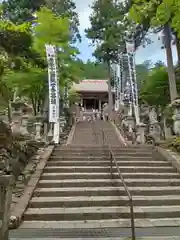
(136, 123, 146, 144)
(43, 122, 48, 142)
(48, 123, 53, 142)
(163, 117, 172, 139)
(99, 99, 101, 112)
(34, 122, 42, 141)
(0, 175, 13, 240)
(21, 115, 29, 135)
(34, 115, 43, 141)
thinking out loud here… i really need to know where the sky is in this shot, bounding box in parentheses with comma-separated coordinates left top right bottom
(74, 0, 178, 65)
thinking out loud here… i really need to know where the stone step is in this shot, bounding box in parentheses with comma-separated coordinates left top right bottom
(23, 205, 180, 221)
(10, 238, 180, 240)
(52, 152, 153, 157)
(41, 172, 180, 180)
(46, 160, 170, 167)
(19, 218, 180, 228)
(44, 166, 176, 173)
(50, 155, 153, 160)
(10, 236, 180, 240)
(54, 148, 153, 153)
(59, 145, 153, 149)
(37, 178, 180, 188)
(34, 186, 180, 197)
(29, 195, 180, 208)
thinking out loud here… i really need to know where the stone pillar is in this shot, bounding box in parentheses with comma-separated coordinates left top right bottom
(84, 100, 86, 111)
(136, 123, 146, 144)
(99, 99, 101, 111)
(43, 122, 48, 142)
(48, 123, 53, 141)
(0, 175, 13, 240)
(163, 117, 172, 139)
(21, 115, 29, 135)
(34, 122, 42, 141)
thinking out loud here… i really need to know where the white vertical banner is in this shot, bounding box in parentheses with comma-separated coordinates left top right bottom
(126, 41, 140, 124)
(45, 44, 59, 123)
(45, 44, 60, 144)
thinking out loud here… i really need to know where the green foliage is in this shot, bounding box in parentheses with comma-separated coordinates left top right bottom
(140, 65, 180, 107)
(140, 67, 170, 106)
(129, 0, 180, 38)
(76, 60, 109, 80)
(2, 0, 45, 23)
(136, 60, 152, 89)
(168, 137, 180, 152)
(0, 8, 32, 56)
(2, 0, 81, 42)
(45, 0, 81, 42)
(0, 2, 81, 116)
(33, 7, 70, 56)
(68, 89, 80, 105)
(85, 0, 126, 63)
(0, 69, 14, 104)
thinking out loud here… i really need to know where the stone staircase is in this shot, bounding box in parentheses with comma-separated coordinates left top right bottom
(10, 120, 180, 239)
(71, 120, 121, 145)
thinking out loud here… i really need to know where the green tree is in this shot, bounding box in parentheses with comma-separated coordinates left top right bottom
(0, 6, 35, 121)
(129, 0, 178, 102)
(33, 7, 70, 56)
(45, 0, 80, 42)
(140, 66, 180, 107)
(0, 6, 80, 117)
(7, 68, 47, 115)
(2, 0, 81, 42)
(136, 60, 152, 89)
(76, 60, 109, 80)
(2, 0, 45, 23)
(33, 6, 80, 85)
(85, 0, 126, 117)
(32, 7, 80, 113)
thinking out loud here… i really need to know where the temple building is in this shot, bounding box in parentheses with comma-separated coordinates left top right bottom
(72, 79, 115, 111)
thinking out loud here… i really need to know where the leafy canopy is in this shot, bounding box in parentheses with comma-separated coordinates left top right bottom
(45, 0, 81, 42)
(33, 7, 70, 56)
(140, 66, 180, 107)
(85, 0, 126, 63)
(129, 0, 180, 38)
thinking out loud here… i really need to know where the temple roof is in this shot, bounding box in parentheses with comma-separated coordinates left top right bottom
(73, 79, 114, 93)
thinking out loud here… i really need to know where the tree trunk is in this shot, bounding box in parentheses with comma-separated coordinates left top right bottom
(107, 61, 113, 120)
(31, 95, 37, 116)
(7, 100, 12, 124)
(164, 24, 177, 102)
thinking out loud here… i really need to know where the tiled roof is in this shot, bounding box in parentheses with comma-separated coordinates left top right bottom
(73, 79, 114, 92)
